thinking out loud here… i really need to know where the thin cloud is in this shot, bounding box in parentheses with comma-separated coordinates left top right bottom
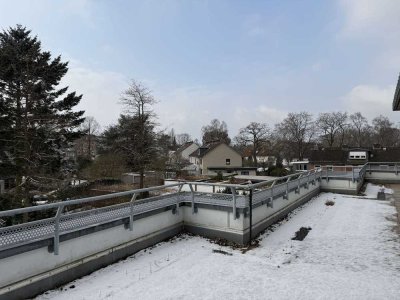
(62, 61, 128, 129)
(342, 84, 397, 121)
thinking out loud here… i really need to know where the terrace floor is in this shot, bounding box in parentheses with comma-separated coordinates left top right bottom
(36, 184, 400, 300)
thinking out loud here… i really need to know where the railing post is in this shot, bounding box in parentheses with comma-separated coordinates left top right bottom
(269, 183, 274, 207)
(249, 188, 253, 245)
(296, 174, 301, 194)
(396, 164, 398, 175)
(230, 187, 237, 220)
(305, 172, 309, 189)
(285, 177, 290, 200)
(369, 163, 372, 175)
(175, 184, 183, 215)
(189, 183, 195, 214)
(129, 193, 137, 231)
(352, 167, 355, 182)
(54, 204, 64, 255)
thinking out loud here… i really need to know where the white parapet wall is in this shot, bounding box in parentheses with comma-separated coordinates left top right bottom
(365, 171, 400, 183)
(0, 210, 183, 299)
(320, 178, 361, 195)
(0, 172, 322, 300)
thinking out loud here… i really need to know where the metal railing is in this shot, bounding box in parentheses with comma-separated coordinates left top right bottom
(319, 161, 400, 183)
(320, 164, 368, 182)
(366, 162, 400, 174)
(0, 170, 322, 255)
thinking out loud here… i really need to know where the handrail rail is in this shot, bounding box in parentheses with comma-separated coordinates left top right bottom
(0, 183, 184, 218)
(0, 171, 319, 218)
(2, 160, 398, 219)
(1, 162, 399, 257)
(366, 162, 400, 165)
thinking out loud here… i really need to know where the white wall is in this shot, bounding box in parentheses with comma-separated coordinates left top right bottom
(320, 178, 359, 193)
(181, 144, 199, 160)
(0, 210, 183, 288)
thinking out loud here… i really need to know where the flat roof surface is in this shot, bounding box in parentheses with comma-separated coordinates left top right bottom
(36, 184, 400, 300)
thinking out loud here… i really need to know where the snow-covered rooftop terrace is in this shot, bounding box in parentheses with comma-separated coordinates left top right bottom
(37, 184, 400, 300)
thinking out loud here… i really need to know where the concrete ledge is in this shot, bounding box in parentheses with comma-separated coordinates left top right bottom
(248, 188, 320, 242)
(0, 223, 183, 300)
(184, 224, 245, 244)
(0, 204, 178, 259)
(320, 187, 358, 195)
(365, 178, 400, 184)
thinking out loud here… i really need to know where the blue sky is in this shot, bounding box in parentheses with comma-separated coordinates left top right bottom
(1, 0, 399, 139)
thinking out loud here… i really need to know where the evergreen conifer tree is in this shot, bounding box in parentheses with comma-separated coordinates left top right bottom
(0, 25, 84, 205)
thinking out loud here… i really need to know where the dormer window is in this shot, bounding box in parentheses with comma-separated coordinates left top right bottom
(226, 159, 230, 165)
(349, 151, 367, 160)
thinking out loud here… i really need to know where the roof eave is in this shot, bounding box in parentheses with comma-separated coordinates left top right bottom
(393, 74, 400, 111)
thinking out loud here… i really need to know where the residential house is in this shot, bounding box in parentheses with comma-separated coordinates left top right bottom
(174, 142, 199, 162)
(289, 160, 309, 171)
(309, 146, 400, 170)
(242, 147, 276, 166)
(189, 142, 257, 176)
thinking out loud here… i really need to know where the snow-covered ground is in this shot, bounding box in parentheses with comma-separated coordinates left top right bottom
(37, 184, 400, 300)
(364, 183, 393, 198)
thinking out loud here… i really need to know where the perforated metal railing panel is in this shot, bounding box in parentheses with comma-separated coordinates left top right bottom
(0, 191, 248, 251)
(0, 218, 55, 250)
(0, 193, 180, 251)
(253, 189, 272, 205)
(0, 174, 323, 252)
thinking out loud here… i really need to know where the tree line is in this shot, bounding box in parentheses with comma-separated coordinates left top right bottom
(1, 25, 399, 209)
(193, 112, 400, 165)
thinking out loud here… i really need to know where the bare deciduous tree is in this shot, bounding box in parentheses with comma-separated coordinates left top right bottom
(119, 80, 158, 188)
(348, 112, 369, 147)
(235, 122, 270, 166)
(275, 112, 315, 160)
(176, 133, 192, 146)
(316, 112, 347, 147)
(201, 119, 231, 145)
(79, 116, 101, 158)
(372, 115, 400, 147)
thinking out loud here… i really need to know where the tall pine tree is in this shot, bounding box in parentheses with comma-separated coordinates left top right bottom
(0, 25, 84, 205)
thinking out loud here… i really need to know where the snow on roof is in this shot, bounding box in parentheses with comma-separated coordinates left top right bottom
(234, 175, 278, 181)
(37, 184, 400, 300)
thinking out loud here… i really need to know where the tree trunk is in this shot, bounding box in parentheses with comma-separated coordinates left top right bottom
(139, 169, 144, 189)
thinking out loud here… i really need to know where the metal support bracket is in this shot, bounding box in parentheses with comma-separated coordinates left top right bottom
(53, 204, 65, 255)
(174, 185, 183, 215)
(189, 184, 196, 214)
(129, 193, 137, 231)
(231, 187, 237, 220)
(267, 183, 275, 207)
(267, 197, 273, 208)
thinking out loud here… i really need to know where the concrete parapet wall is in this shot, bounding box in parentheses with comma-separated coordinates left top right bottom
(320, 178, 360, 195)
(0, 210, 183, 299)
(365, 171, 400, 183)
(0, 176, 321, 299)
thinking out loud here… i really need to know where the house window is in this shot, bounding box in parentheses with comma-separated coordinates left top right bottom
(327, 166, 333, 171)
(349, 151, 367, 160)
(241, 171, 249, 175)
(226, 159, 230, 165)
